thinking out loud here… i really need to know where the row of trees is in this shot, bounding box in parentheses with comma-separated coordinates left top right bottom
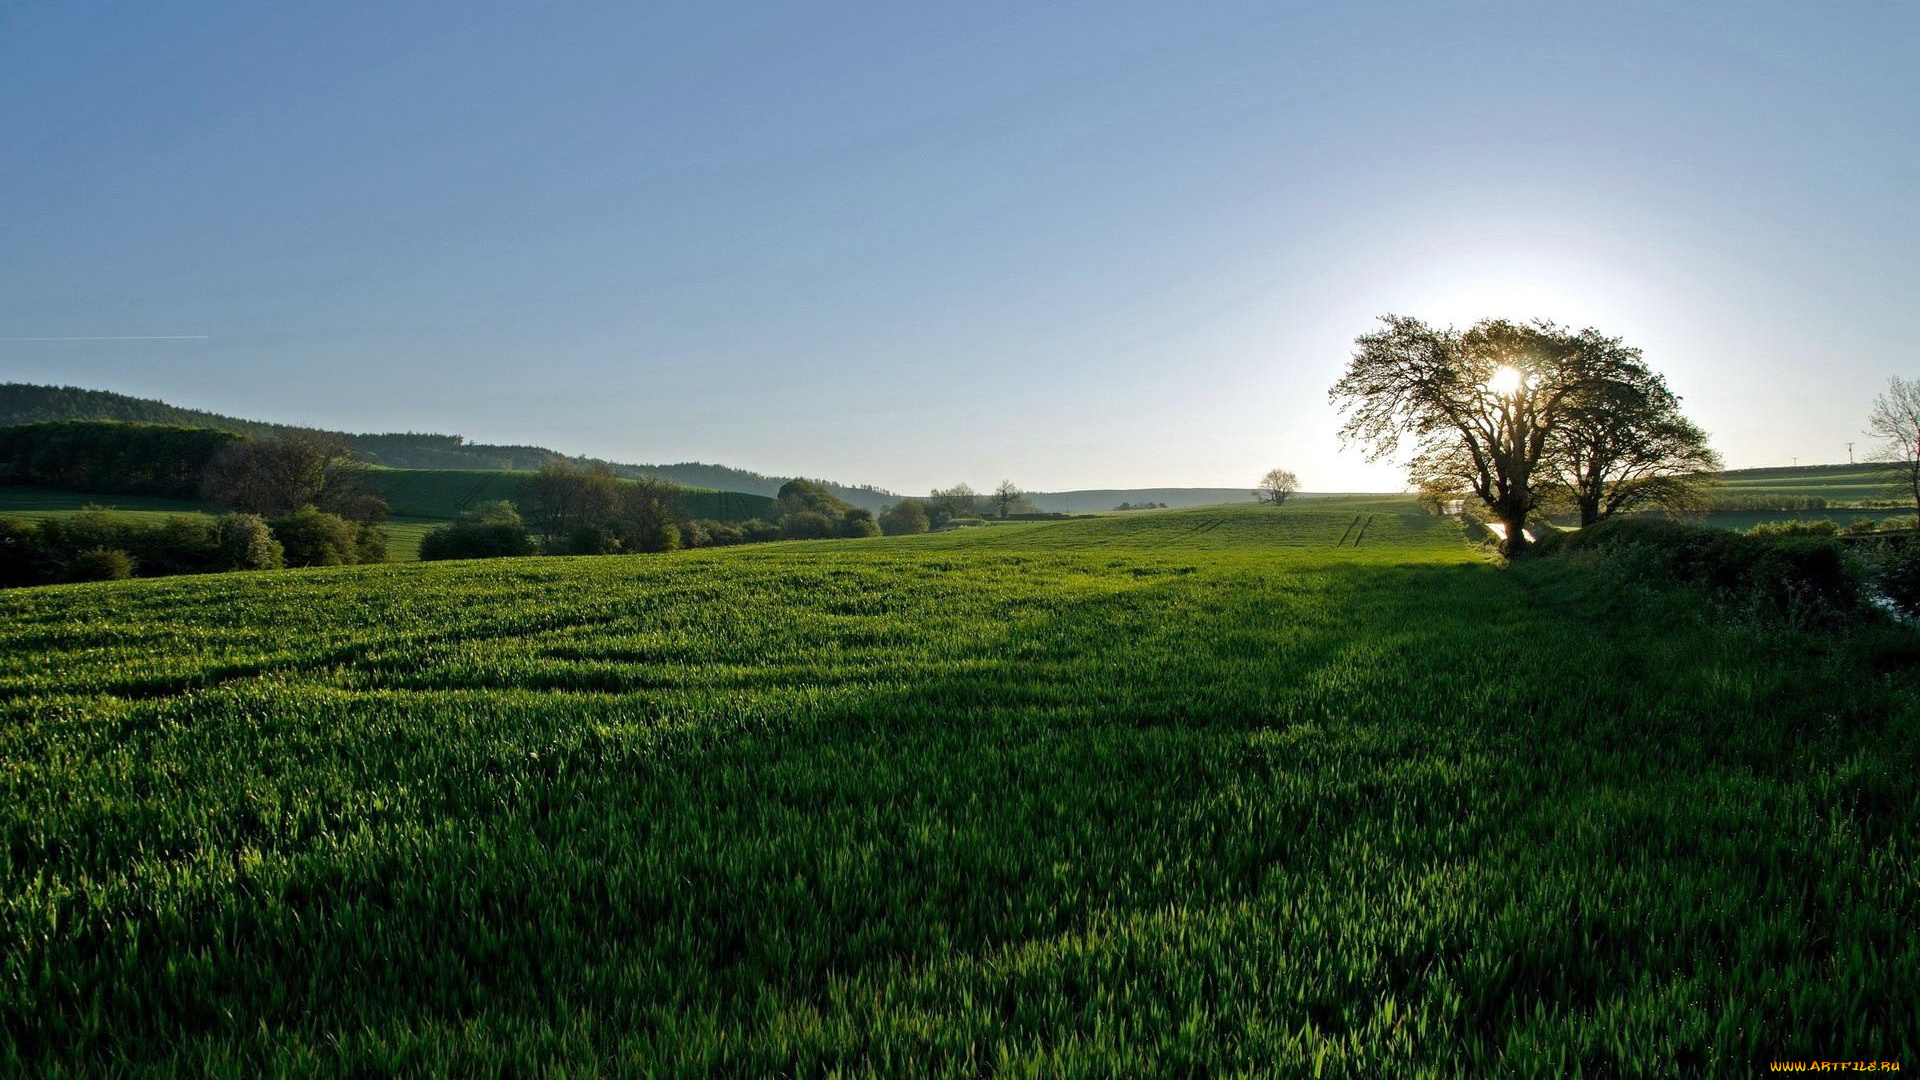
(874, 481, 1040, 535)
(0, 422, 241, 499)
(1331, 316, 1719, 553)
(417, 465, 884, 561)
(0, 506, 385, 587)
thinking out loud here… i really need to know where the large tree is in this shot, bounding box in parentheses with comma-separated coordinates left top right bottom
(200, 432, 374, 519)
(1867, 376, 1920, 517)
(1547, 335, 1720, 526)
(1331, 316, 1620, 555)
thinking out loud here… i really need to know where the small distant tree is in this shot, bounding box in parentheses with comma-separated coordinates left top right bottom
(270, 506, 385, 567)
(611, 479, 682, 553)
(880, 499, 931, 535)
(992, 480, 1023, 519)
(1254, 469, 1300, 507)
(1868, 377, 1920, 518)
(522, 460, 620, 544)
(927, 484, 980, 526)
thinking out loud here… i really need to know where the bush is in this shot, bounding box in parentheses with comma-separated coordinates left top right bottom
(0, 517, 51, 587)
(880, 499, 930, 535)
(781, 511, 836, 540)
(420, 502, 536, 561)
(1846, 517, 1882, 536)
(741, 519, 783, 544)
(214, 513, 284, 570)
(271, 506, 382, 568)
(1548, 516, 1858, 625)
(563, 523, 622, 556)
(838, 509, 881, 539)
(693, 519, 744, 546)
(65, 547, 134, 582)
(1748, 518, 1840, 537)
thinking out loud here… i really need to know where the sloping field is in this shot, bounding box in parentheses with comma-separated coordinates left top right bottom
(1717, 462, 1897, 503)
(1, 502, 1914, 1075)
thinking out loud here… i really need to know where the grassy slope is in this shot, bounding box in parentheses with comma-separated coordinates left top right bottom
(1, 502, 1915, 1076)
(1717, 462, 1899, 503)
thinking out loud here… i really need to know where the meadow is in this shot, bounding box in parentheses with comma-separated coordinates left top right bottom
(1, 502, 1915, 1076)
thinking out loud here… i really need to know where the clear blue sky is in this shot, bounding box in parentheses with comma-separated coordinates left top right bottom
(3, 1, 1915, 493)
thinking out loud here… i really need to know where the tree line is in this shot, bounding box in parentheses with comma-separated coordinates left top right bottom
(414, 464, 885, 562)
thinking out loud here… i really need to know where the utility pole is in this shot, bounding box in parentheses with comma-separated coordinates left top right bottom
(1847, 442, 1855, 464)
(1792, 457, 1800, 468)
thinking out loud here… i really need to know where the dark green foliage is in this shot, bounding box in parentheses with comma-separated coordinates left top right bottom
(0, 517, 50, 587)
(1542, 516, 1858, 624)
(214, 514, 285, 571)
(62, 546, 135, 581)
(742, 518, 783, 543)
(781, 510, 836, 540)
(838, 508, 881, 539)
(688, 519, 745, 546)
(418, 502, 536, 562)
(564, 523, 622, 556)
(0, 503, 1914, 1075)
(0, 421, 239, 499)
(0, 508, 295, 585)
(880, 499, 931, 535)
(1747, 518, 1840, 537)
(270, 507, 387, 568)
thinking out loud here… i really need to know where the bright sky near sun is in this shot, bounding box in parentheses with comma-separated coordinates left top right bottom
(2, 1, 1915, 493)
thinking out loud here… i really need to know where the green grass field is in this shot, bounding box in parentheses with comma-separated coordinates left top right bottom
(1716, 462, 1902, 504)
(2, 502, 1914, 1076)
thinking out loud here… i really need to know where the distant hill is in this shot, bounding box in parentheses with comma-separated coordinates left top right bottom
(0, 383, 898, 510)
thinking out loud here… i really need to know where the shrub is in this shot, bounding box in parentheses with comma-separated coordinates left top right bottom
(0, 516, 51, 587)
(1548, 516, 1858, 625)
(214, 514, 285, 571)
(693, 519, 744, 546)
(741, 519, 783, 544)
(563, 523, 622, 556)
(1846, 517, 1882, 536)
(838, 509, 881, 539)
(420, 502, 536, 561)
(679, 520, 711, 549)
(1748, 518, 1840, 537)
(781, 511, 836, 540)
(65, 547, 134, 582)
(271, 506, 375, 568)
(880, 499, 930, 536)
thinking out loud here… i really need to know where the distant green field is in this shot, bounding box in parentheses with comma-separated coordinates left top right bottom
(1716, 462, 1902, 503)
(0, 487, 205, 517)
(3, 501, 1912, 1074)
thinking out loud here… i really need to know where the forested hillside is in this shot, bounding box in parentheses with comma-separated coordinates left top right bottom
(0, 384, 895, 508)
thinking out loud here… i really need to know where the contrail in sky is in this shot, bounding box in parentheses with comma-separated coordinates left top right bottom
(1, 335, 211, 341)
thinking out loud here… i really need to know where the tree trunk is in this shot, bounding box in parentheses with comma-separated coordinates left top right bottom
(1500, 513, 1530, 556)
(1579, 499, 1599, 528)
